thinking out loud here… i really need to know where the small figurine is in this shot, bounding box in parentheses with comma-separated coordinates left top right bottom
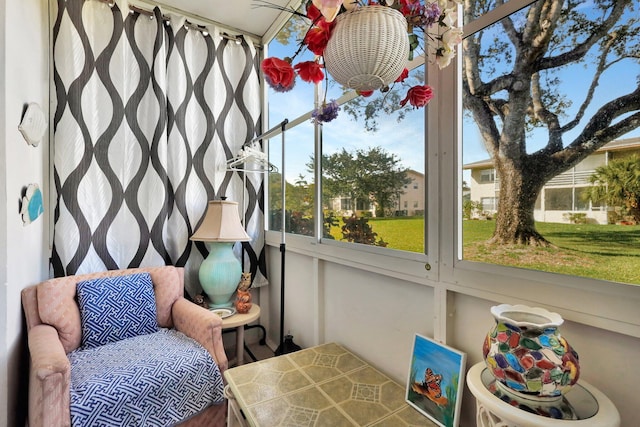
(194, 293, 208, 309)
(235, 272, 252, 313)
(238, 272, 251, 291)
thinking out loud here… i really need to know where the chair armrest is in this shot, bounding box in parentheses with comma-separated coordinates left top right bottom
(172, 298, 229, 373)
(28, 324, 71, 427)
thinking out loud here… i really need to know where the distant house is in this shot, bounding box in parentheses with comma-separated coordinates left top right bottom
(328, 169, 425, 217)
(327, 195, 374, 216)
(463, 137, 640, 224)
(395, 169, 424, 216)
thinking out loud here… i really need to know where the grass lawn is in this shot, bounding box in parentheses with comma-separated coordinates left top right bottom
(464, 220, 640, 285)
(328, 217, 640, 285)
(328, 216, 425, 253)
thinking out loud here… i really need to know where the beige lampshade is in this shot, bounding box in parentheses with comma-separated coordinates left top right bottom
(190, 200, 250, 242)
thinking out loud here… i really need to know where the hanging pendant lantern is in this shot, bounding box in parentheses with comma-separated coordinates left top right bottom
(323, 6, 409, 92)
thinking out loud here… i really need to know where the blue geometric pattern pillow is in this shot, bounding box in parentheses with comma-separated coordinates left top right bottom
(77, 272, 159, 349)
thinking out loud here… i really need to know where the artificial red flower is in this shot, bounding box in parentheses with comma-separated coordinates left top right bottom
(304, 19, 335, 56)
(294, 61, 325, 83)
(399, 0, 423, 16)
(395, 68, 409, 83)
(357, 90, 374, 97)
(261, 57, 296, 92)
(400, 84, 434, 108)
(306, 2, 321, 22)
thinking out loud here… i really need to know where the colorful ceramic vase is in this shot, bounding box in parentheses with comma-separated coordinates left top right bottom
(483, 304, 580, 397)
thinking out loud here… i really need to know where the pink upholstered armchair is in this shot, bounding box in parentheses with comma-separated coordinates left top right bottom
(21, 266, 229, 427)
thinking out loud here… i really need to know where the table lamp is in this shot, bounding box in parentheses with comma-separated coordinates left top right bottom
(190, 199, 250, 308)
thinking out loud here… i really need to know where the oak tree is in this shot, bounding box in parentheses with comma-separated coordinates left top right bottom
(463, 0, 640, 245)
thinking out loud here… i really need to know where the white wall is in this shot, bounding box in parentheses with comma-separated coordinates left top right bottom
(534, 208, 609, 225)
(264, 238, 640, 427)
(0, 0, 7, 421)
(0, 0, 50, 425)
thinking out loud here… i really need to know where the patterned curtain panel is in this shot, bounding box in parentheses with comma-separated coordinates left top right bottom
(51, 0, 267, 295)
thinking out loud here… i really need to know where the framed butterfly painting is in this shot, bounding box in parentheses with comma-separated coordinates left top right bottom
(406, 334, 466, 427)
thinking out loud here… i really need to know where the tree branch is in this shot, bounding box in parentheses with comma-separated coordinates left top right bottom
(561, 32, 617, 133)
(522, 0, 562, 61)
(461, 34, 484, 96)
(462, 79, 501, 155)
(531, 72, 562, 152)
(462, 35, 514, 96)
(500, 8, 522, 55)
(462, 9, 514, 97)
(547, 86, 640, 168)
(537, 0, 628, 71)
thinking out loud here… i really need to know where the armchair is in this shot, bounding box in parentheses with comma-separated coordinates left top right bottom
(21, 266, 229, 427)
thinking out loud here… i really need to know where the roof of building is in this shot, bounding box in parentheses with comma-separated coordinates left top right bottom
(463, 136, 640, 169)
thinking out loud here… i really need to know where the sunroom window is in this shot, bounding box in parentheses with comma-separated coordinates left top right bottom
(461, 0, 640, 285)
(266, 8, 427, 255)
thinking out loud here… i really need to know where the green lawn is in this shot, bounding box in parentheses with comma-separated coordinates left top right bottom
(328, 217, 640, 285)
(328, 216, 425, 252)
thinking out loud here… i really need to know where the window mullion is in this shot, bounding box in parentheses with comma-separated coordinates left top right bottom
(314, 80, 323, 243)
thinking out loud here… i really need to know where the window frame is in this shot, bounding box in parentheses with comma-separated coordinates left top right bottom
(479, 169, 495, 183)
(261, 0, 640, 338)
(448, 0, 640, 338)
(262, 22, 436, 279)
(480, 197, 496, 212)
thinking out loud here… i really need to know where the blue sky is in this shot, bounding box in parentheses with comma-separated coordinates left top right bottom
(461, 2, 640, 165)
(264, 3, 640, 183)
(266, 38, 427, 182)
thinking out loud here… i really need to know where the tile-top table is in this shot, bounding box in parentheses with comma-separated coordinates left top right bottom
(223, 342, 436, 427)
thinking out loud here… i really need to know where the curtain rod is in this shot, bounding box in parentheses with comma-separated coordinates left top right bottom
(129, 5, 212, 36)
(247, 119, 290, 145)
(96, 0, 250, 43)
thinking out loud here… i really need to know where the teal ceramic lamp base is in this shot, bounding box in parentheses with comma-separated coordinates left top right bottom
(199, 242, 241, 309)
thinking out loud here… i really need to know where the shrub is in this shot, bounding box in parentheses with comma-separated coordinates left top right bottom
(341, 214, 387, 247)
(323, 211, 339, 239)
(463, 200, 484, 220)
(563, 212, 588, 224)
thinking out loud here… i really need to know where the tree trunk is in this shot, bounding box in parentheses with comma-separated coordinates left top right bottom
(489, 159, 552, 246)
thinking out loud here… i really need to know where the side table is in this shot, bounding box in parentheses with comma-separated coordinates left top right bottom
(221, 304, 261, 366)
(466, 362, 620, 427)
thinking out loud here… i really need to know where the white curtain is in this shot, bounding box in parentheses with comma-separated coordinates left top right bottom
(51, 0, 267, 295)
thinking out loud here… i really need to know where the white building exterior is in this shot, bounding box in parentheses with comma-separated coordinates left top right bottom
(395, 170, 424, 216)
(328, 169, 425, 217)
(464, 137, 640, 224)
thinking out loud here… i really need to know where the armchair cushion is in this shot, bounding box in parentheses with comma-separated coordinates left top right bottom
(77, 272, 159, 349)
(68, 328, 224, 426)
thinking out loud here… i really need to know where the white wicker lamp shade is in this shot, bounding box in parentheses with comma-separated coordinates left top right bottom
(323, 6, 409, 92)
